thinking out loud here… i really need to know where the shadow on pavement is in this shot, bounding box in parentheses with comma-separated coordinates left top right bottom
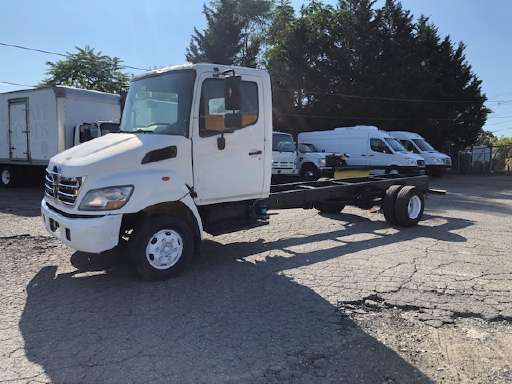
(429, 174, 512, 216)
(19, 214, 473, 383)
(0, 188, 43, 217)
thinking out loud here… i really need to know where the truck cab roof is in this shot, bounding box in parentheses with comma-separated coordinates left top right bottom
(133, 63, 270, 82)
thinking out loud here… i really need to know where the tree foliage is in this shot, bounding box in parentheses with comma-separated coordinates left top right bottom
(39, 46, 130, 94)
(186, 0, 271, 67)
(265, 0, 489, 150)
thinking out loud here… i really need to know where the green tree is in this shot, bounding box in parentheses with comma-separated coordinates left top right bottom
(39, 46, 129, 94)
(186, 0, 271, 67)
(264, 0, 489, 149)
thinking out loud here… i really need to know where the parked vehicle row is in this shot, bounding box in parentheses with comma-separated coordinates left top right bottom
(271, 126, 451, 180)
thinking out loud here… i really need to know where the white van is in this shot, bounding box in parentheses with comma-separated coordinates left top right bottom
(272, 132, 297, 175)
(298, 126, 425, 175)
(389, 131, 451, 177)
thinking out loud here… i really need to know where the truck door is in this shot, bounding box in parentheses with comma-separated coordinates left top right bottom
(8, 99, 29, 161)
(369, 138, 393, 168)
(192, 73, 265, 204)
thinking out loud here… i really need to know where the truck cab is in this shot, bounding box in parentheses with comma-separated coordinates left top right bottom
(74, 121, 121, 145)
(272, 132, 298, 176)
(41, 63, 272, 279)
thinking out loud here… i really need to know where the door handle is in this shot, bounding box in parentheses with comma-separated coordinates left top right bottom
(249, 150, 262, 156)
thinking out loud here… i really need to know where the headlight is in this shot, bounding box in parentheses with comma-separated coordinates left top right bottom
(319, 159, 326, 167)
(79, 185, 134, 211)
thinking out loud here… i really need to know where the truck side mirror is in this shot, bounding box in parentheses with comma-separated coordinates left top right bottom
(224, 112, 241, 129)
(224, 76, 241, 111)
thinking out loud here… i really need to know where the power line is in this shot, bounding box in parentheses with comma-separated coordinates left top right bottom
(274, 87, 512, 104)
(490, 127, 512, 134)
(277, 112, 458, 121)
(0, 80, 35, 88)
(0, 42, 149, 71)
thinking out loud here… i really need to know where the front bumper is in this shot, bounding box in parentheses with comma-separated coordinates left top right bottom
(319, 166, 334, 178)
(41, 199, 122, 254)
(272, 168, 297, 175)
(426, 164, 451, 171)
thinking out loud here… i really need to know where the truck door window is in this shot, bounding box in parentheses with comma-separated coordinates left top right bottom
(370, 138, 392, 154)
(199, 79, 258, 137)
(79, 123, 99, 143)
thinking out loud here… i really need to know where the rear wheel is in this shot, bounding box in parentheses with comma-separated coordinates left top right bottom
(0, 166, 15, 188)
(315, 201, 345, 214)
(133, 216, 194, 280)
(382, 185, 403, 225)
(394, 186, 424, 227)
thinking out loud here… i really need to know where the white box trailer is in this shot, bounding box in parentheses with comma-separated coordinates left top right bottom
(0, 86, 120, 187)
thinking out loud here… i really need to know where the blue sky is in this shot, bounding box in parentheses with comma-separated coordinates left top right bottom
(1, 0, 511, 137)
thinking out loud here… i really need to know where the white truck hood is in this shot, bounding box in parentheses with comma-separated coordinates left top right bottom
(49, 133, 179, 177)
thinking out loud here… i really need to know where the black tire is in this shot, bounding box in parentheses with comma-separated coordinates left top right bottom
(315, 201, 345, 214)
(133, 216, 194, 281)
(382, 185, 403, 225)
(385, 166, 400, 176)
(394, 186, 425, 227)
(300, 164, 320, 181)
(0, 166, 15, 188)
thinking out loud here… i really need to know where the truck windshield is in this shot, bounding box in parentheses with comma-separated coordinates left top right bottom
(272, 133, 294, 151)
(120, 70, 195, 136)
(412, 138, 435, 152)
(299, 143, 318, 153)
(385, 138, 407, 152)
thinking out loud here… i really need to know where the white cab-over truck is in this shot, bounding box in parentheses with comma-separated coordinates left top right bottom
(272, 132, 298, 176)
(42, 63, 431, 280)
(0, 86, 120, 187)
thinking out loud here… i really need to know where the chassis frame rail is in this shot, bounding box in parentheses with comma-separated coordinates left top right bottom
(260, 175, 430, 210)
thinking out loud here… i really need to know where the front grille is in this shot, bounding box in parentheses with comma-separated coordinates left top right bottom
(325, 155, 344, 168)
(417, 160, 426, 167)
(444, 158, 451, 165)
(273, 161, 295, 169)
(44, 170, 83, 207)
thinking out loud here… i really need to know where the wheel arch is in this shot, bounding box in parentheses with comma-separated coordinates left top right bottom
(121, 198, 203, 246)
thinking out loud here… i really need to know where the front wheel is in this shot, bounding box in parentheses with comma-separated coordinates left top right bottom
(300, 164, 320, 181)
(133, 216, 194, 280)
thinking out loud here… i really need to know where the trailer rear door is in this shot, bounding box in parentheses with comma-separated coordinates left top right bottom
(8, 99, 29, 161)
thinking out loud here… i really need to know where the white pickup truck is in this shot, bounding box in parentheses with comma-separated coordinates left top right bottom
(41, 63, 431, 280)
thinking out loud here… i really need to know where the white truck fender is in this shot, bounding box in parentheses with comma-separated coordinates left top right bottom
(178, 193, 204, 239)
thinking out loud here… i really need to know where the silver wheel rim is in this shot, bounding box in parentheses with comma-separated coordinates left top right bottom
(145, 229, 184, 270)
(1, 169, 10, 185)
(407, 195, 422, 220)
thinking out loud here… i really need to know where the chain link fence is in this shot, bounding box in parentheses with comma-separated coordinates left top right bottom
(456, 144, 512, 174)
